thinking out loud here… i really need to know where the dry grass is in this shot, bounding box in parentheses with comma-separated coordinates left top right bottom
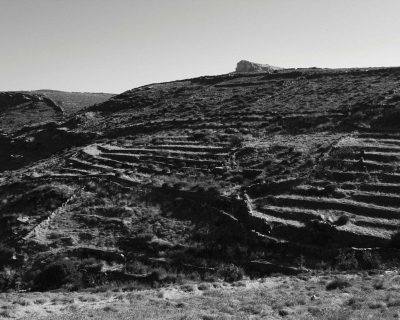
(0, 273, 399, 319)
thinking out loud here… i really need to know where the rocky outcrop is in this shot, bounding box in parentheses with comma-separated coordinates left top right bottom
(235, 60, 282, 73)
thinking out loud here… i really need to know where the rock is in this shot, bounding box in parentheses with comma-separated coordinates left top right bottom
(235, 60, 282, 73)
(369, 301, 387, 310)
(248, 260, 304, 275)
(16, 216, 29, 224)
(198, 283, 212, 291)
(175, 302, 187, 308)
(60, 236, 75, 246)
(278, 308, 292, 316)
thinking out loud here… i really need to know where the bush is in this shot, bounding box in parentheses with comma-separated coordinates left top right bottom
(150, 268, 168, 282)
(326, 277, 351, 290)
(192, 132, 208, 140)
(323, 184, 337, 195)
(217, 264, 244, 282)
(126, 260, 151, 274)
(229, 135, 244, 148)
(33, 258, 81, 291)
(390, 231, 400, 248)
(0, 246, 15, 268)
(331, 146, 355, 159)
(80, 258, 102, 273)
(358, 251, 381, 269)
(334, 215, 350, 226)
(334, 250, 358, 270)
(0, 270, 16, 291)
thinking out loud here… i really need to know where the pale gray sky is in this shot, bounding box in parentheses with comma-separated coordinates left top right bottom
(1, 0, 399, 93)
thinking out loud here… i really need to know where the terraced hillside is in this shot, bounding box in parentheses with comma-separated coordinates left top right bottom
(252, 132, 400, 248)
(2, 66, 400, 291)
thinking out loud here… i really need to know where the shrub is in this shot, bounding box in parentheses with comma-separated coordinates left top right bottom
(334, 215, 350, 226)
(0, 310, 12, 318)
(358, 251, 381, 269)
(331, 146, 355, 159)
(334, 250, 358, 270)
(33, 258, 81, 291)
(192, 132, 207, 140)
(217, 264, 244, 282)
(372, 108, 400, 129)
(80, 258, 102, 273)
(326, 277, 351, 290)
(229, 135, 244, 148)
(229, 174, 244, 183)
(0, 270, 16, 291)
(373, 278, 386, 290)
(390, 231, 400, 248)
(323, 184, 337, 195)
(149, 268, 178, 284)
(126, 260, 150, 274)
(103, 306, 117, 312)
(0, 246, 15, 268)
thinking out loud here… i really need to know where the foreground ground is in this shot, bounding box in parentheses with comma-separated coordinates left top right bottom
(0, 272, 400, 319)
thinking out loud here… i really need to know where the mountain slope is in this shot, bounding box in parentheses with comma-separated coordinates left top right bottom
(32, 90, 115, 115)
(0, 91, 63, 133)
(1, 66, 400, 291)
(0, 90, 115, 134)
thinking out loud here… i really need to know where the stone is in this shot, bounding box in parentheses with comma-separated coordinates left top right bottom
(235, 60, 282, 73)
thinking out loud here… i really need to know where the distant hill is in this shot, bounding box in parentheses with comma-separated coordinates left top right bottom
(32, 90, 115, 115)
(0, 91, 63, 133)
(0, 90, 115, 133)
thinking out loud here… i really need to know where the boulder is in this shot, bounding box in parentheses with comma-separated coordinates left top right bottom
(235, 60, 282, 73)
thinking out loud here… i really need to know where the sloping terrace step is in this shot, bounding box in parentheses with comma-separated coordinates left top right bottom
(258, 203, 400, 231)
(342, 151, 400, 163)
(101, 152, 226, 166)
(99, 148, 228, 160)
(257, 194, 400, 219)
(336, 159, 398, 171)
(99, 144, 229, 154)
(340, 181, 400, 194)
(358, 133, 400, 140)
(323, 170, 400, 183)
(292, 184, 400, 207)
(349, 143, 400, 152)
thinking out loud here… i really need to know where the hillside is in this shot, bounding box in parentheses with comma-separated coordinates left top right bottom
(0, 92, 63, 133)
(32, 90, 115, 115)
(2, 66, 400, 292)
(0, 90, 114, 134)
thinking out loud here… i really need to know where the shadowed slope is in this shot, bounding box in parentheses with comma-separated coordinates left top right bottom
(2, 66, 400, 291)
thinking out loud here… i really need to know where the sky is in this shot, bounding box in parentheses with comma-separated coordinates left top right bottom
(1, 0, 399, 93)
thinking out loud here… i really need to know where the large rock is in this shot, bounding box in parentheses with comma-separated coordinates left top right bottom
(235, 60, 282, 73)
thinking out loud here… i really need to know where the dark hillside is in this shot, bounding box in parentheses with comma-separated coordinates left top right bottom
(2, 66, 400, 291)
